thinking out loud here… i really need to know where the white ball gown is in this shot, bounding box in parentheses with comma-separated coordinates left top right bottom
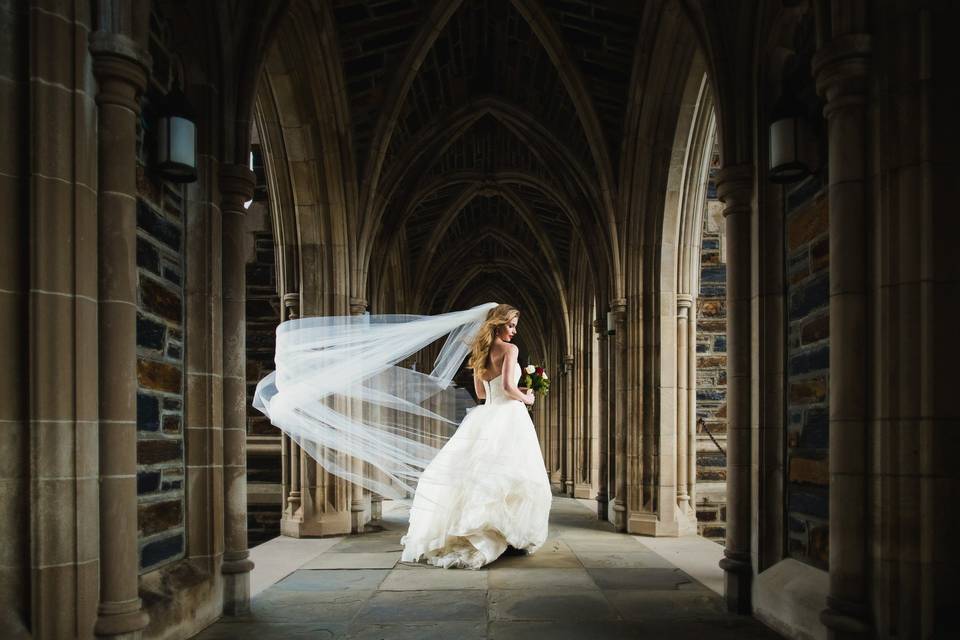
(400, 360, 553, 569)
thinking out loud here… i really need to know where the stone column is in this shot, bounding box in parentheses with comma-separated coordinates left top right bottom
(349, 297, 368, 533)
(813, 34, 872, 638)
(563, 355, 575, 496)
(687, 303, 698, 509)
(676, 294, 693, 514)
(90, 33, 151, 640)
(610, 299, 628, 531)
(219, 164, 256, 615)
(281, 293, 303, 528)
(593, 320, 609, 519)
(716, 164, 753, 614)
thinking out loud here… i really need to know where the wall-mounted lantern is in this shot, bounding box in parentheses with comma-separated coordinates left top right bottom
(155, 84, 197, 183)
(768, 89, 812, 184)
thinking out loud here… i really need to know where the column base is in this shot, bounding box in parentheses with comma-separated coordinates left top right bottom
(221, 570, 251, 617)
(563, 480, 574, 496)
(612, 499, 627, 531)
(550, 470, 562, 492)
(596, 493, 609, 521)
(351, 497, 368, 534)
(94, 599, 149, 638)
(371, 496, 383, 521)
(820, 596, 870, 639)
(573, 483, 593, 499)
(281, 509, 351, 537)
(719, 550, 753, 614)
(627, 511, 698, 536)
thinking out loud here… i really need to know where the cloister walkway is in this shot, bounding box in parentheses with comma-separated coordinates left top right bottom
(195, 497, 782, 639)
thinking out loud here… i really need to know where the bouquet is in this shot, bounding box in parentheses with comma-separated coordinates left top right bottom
(521, 364, 550, 396)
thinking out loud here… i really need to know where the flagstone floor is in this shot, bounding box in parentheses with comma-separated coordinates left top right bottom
(194, 497, 782, 639)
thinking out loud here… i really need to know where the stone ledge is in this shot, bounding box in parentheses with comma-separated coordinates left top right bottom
(753, 558, 828, 640)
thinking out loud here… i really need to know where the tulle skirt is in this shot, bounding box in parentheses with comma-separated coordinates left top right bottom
(400, 399, 552, 569)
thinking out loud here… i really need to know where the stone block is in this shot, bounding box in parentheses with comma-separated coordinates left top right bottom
(788, 455, 829, 485)
(137, 200, 181, 251)
(140, 275, 182, 323)
(605, 590, 723, 621)
(137, 358, 182, 394)
(701, 526, 725, 539)
(697, 319, 725, 333)
(787, 195, 828, 251)
(137, 313, 166, 351)
(137, 392, 160, 431)
(140, 532, 183, 570)
(357, 589, 487, 623)
(274, 570, 390, 592)
(788, 345, 829, 376)
(698, 300, 725, 317)
(788, 378, 826, 405)
(489, 589, 617, 622)
(138, 499, 183, 536)
(573, 551, 674, 569)
(800, 313, 829, 344)
(787, 488, 828, 520)
(789, 273, 829, 321)
(488, 568, 596, 591)
(137, 438, 183, 465)
(162, 413, 181, 434)
(137, 471, 161, 494)
(137, 236, 160, 274)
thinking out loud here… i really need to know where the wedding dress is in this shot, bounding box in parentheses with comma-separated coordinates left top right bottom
(400, 358, 552, 569)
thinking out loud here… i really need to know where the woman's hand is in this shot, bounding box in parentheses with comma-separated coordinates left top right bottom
(523, 390, 535, 405)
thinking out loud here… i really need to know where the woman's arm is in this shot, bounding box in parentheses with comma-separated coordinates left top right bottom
(474, 371, 486, 401)
(501, 345, 535, 405)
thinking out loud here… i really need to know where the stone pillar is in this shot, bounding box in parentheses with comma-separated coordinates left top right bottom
(676, 294, 693, 514)
(813, 34, 872, 638)
(349, 297, 369, 533)
(90, 33, 151, 640)
(686, 302, 698, 509)
(716, 164, 753, 614)
(610, 299, 628, 531)
(563, 354, 575, 496)
(219, 164, 256, 615)
(281, 293, 303, 528)
(593, 320, 609, 520)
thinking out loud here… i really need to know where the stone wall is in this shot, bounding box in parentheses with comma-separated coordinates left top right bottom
(135, 166, 186, 572)
(695, 161, 727, 543)
(244, 199, 283, 547)
(784, 175, 830, 569)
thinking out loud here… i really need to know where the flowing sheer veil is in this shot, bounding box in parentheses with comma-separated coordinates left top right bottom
(252, 302, 497, 500)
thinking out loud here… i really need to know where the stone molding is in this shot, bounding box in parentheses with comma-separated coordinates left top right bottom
(219, 165, 256, 209)
(715, 164, 753, 218)
(812, 34, 872, 115)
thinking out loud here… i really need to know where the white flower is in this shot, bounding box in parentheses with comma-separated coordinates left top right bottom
(541, 371, 548, 380)
(525, 365, 536, 374)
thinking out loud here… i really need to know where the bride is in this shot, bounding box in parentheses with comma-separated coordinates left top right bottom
(400, 304, 553, 569)
(252, 301, 551, 569)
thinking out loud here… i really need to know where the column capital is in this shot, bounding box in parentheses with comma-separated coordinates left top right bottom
(609, 298, 627, 315)
(716, 164, 753, 218)
(219, 164, 256, 211)
(592, 319, 606, 335)
(813, 34, 871, 115)
(283, 292, 300, 320)
(349, 297, 368, 315)
(89, 34, 149, 112)
(676, 293, 693, 310)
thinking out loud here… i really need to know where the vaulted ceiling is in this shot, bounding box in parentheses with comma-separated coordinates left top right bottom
(330, 0, 645, 338)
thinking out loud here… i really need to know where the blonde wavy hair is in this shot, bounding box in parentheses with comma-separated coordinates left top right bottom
(468, 304, 519, 377)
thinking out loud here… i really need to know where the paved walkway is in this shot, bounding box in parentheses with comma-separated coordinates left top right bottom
(196, 497, 782, 639)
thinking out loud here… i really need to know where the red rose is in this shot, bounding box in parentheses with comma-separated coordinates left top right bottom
(535, 367, 544, 375)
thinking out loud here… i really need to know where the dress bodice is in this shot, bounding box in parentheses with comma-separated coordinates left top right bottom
(482, 360, 522, 405)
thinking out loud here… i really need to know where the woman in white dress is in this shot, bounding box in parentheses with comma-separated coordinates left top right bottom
(400, 304, 553, 569)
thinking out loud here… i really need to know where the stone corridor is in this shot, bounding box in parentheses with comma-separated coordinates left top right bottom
(194, 497, 781, 639)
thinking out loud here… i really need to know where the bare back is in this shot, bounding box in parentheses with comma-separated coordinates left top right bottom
(481, 340, 512, 382)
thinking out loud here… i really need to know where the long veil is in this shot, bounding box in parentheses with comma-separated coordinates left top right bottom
(252, 302, 497, 500)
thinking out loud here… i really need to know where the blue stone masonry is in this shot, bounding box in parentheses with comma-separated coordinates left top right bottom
(784, 176, 830, 570)
(134, 160, 187, 573)
(695, 147, 728, 542)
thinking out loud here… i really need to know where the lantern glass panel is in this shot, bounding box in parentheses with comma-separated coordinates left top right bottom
(169, 117, 196, 167)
